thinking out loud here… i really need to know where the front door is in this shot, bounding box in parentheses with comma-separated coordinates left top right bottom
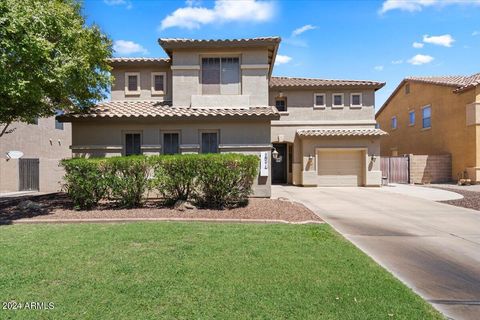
(272, 143, 287, 184)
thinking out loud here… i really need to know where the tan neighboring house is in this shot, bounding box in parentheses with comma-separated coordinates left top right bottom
(59, 36, 386, 196)
(375, 73, 480, 182)
(0, 116, 71, 193)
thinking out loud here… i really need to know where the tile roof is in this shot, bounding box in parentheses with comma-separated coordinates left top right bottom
(297, 128, 387, 137)
(59, 101, 279, 121)
(270, 77, 385, 90)
(159, 37, 281, 47)
(406, 73, 480, 92)
(107, 57, 171, 64)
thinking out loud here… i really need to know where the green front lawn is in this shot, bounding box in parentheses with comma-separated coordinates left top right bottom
(0, 223, 442, 319)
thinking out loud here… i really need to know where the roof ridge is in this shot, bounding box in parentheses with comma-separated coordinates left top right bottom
(272, 76, 383, 83)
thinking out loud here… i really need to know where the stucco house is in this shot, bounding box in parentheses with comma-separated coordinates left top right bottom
(0, 116, 71, 193)
(59, 36, 386, 196)
(375, 73, 480, 182)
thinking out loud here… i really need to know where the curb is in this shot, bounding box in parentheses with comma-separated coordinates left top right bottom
(5, 217, 324, 225)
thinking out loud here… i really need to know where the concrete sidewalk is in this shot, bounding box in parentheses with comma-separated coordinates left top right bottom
(272, 185, 480, 320)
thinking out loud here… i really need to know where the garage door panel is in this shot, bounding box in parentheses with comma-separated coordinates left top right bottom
(317, 150, 363, 187)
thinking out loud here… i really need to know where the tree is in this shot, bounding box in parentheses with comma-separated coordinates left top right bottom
(0, 0, 112, 137)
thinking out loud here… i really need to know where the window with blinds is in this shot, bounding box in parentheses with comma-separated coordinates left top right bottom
(163, 133, 179, 155)
(125, 133, 141, 156)
(201, 57, 240, 95)
(201, 132, 218, 154)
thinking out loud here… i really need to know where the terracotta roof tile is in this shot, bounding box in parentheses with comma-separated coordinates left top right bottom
(297, 128, 387, 137)
(107, 57, 171, 64)
(159, 37, 281, 47)
(406, 73, 480, 92)
(270, 77, 385, 89)
(59, 101, 279, 121)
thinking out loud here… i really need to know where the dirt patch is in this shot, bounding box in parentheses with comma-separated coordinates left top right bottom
(0, 193, 321, 224)
(429, 186, 480, 211)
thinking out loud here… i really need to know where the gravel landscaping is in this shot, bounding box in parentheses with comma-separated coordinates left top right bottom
(429, 185, 480, 211)
(0, 193, 321, 223)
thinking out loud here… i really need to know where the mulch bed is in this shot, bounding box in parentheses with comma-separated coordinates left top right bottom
(429, 186, 480, 211)
(0, 193, 321, 224)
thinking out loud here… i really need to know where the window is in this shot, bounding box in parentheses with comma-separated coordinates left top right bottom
(350, 93, 362, 107)
(125, 72, 140, 95)
(405, 83, 410, 94)
(163, 133, 179, 155)
(201, 57, 240, 95)
(391, 116, 397, 129)
(409, 110, 415, 126)
(332, 93, 344, 108)
(201, 132, 218, 154)
(125, 133, 141, 156)
(275, 98, 287, 112)
(314, 93, 325, 108)
(55, 110, 64, 130)
(151, 72, 166, 94)
(422, 106, 431, 129)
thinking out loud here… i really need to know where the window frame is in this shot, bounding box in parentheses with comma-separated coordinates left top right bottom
(332, 93, 344, 109)
(313, 93, 326, 109)
(161, 131, 181, 155)
(275, 97, 288, 112)
(125, 72, 141, 96)
(350, 93, 362, 108)
(408, 110, 415, 126)
(422, 105, 432, 129)
(199, 130, 219, 154)
(123, 131, 143, 156)
(151, 72, 166, 95)
(200, 55, 241, 95)
(391, 116, 397, 130)
(55, 110, 64, 130)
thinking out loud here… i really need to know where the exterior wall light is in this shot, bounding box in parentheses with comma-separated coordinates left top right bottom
(272, 148, 279, 159)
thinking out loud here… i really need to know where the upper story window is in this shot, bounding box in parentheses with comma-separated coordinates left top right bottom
(201, 57, 240, 95)
(422, 106, 431, 129)
(350, 93, 362, 107)
(55, 110, 64, 130)
(314, 93, 326, 109)
(409, 110, 415, 126)
(275, 97, 287, 112)
(125, 72, 140, 95)
(125, 133, 142, 156)
(391, 116, 397, 129)
(332, 93, 344, 108)
(405, 83, 410, 94)
(151, 72, 166, 95)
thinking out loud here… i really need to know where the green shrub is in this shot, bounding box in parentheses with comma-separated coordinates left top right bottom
(103, 156, 151, 208)
(60, 158, 108, 210)
(195, 154, 258, 209)
(149, 155, 198, 204)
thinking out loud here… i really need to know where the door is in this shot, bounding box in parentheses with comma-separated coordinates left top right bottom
(19, 158, 39, 191)
(272, 143, 287, 184)
(317, 150, 363, 186)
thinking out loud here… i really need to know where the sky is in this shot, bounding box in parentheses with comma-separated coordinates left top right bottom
(83, 0, 480, 110)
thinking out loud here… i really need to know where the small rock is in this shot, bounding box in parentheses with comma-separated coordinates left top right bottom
(184, 202, 196, 210)
(278, 197, 291, 202)
(17, 200, 42, 212)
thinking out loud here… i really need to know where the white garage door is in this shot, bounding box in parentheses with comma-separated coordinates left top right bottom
(317, 149, 363, 186)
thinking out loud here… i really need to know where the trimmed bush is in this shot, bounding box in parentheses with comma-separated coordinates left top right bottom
(103, 156, 151, 208)
(149, 155, 198, 204)
(60, 158, 108, 210)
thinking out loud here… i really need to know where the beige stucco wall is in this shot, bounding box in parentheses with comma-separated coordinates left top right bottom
(111, 65, 172, 102)
(70, 119, 272, 197)
(172, 48, 269, 107)
(0, 117, 72, 192)
(376, 81, 477, 181)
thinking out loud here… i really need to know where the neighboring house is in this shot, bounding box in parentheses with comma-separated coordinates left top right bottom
(0, 116, 72, 193)
(59, 36, 386, 196)
(375, 73, 480, 182)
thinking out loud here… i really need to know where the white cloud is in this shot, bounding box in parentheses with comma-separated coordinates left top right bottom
(391, 59, 403, 64)
(374, 65, 384, 71)
(408, 54, 434, 65)
(473, 31, 480, 36)
(160, 0, 275, 30)
(412, 41, 424, 48)
(379, 0, 480, 14)
(423, 34, 455, 47)
(275, 54, 292, 65)
(104, 0, 132, 9)
(113, 40, 148, 55)
(292, 24, 317, 37)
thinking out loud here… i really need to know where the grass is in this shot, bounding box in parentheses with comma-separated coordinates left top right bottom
(0, 223, 442, 319)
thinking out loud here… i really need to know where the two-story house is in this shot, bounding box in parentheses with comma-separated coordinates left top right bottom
(59, 36, 386, 196)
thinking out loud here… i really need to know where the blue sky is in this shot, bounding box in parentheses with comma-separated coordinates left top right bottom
(84, 0, 480, 110)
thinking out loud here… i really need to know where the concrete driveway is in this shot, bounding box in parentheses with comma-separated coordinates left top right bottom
(272, 185, 480, 320)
